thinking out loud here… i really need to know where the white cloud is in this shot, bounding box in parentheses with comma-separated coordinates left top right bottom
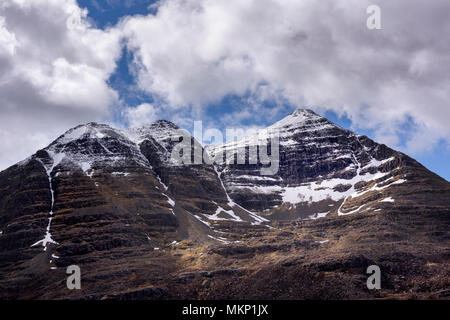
(0, 0, 122, 170)
(124, 103, 160, 127)
(121, 0, 450, 153)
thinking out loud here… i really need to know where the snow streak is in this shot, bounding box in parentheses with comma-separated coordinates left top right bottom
(213, 166, 268, 224)
(32, 158, 60, 251)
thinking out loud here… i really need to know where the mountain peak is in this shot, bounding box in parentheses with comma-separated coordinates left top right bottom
(50, 122, 115, 147)
(125, 120, 182, 149)
(267, 108, 329, 132)
(33, 121, 151, 178)
(128, 120, 179, 132)
(291, 108, 318, 116)
(1, 108, 449, 300)
(150, 119, 179, 129)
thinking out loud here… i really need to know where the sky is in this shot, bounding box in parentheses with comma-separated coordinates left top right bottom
(0, 0, 449, 180)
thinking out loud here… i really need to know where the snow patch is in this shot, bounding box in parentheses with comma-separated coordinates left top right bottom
(337, 153, 396, 216)
(237, 175, 281, 182)
(31, 216, 58, 251)
(32, 159, 59, 251)
(214, 166, 268, 224)
(59, 126, 87, 144)
(306, 211, 329, 220)
(208, 235, 230, 244)
(207, 206, 244, 222)
(111, 172, 130, 177)
(156, 175, 168, 190)
(353, 178, 407, 198)
(362, 157, 395, 170)
(240, 166, 390, 206)
(193, 215, 212, 227)
(95, 130, 105, 139)
(214, 166, 233, 205)
(80, 162, 94, 178)
(162, 193, 175, 207)
(338, 203, 368, 216)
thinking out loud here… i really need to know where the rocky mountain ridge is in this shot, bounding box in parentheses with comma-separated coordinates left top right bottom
(208, 109, 448, 220)
(0, 109, 448, 299)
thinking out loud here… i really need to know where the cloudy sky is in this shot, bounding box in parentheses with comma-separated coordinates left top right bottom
(0, 0, 449, 180)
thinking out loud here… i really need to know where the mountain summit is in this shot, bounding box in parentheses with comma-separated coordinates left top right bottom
(0, 110, 449, 299)
(208, 109, 448, 219)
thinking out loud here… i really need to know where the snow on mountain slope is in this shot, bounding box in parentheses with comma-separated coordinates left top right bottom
(207, 109, 408, 219)
(125, 121, 268, 226)
(125, 120, 188, 165)
(5, 109, 438, 228)
(37, 122, 152, 178)
(14, 120, 265, 230)
(1, 110, 449, 300)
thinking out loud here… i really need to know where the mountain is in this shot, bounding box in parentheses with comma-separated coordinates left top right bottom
(0, 110, 448, 300)
(207, 109, 449, 220)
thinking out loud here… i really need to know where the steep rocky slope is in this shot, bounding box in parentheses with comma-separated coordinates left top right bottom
(0, 110, 448, 300)
(207, 109, 449, 220)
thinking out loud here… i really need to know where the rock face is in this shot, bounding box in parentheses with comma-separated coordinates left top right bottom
(0, 109, 449, 300)
(207, 109, 450, 220)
